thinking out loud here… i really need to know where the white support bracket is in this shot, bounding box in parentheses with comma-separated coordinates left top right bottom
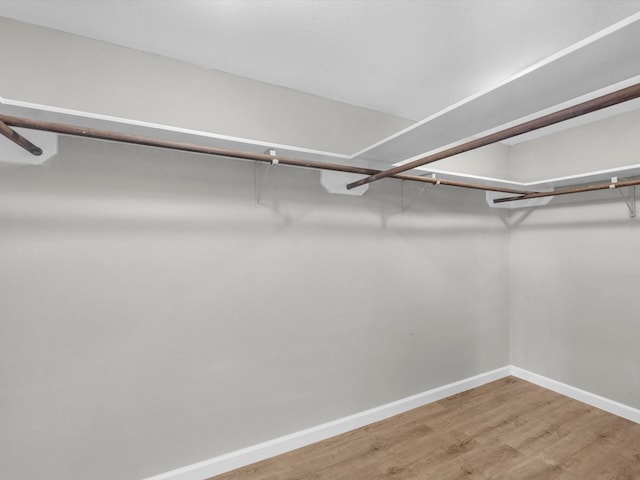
(401, 173, 442, 212)
(609, 176, 636, 217)
(401, 180, 428, 213)
(499, 208, 535, 228)
(617, 184, 636, 218)
(254, 149, 278, 206)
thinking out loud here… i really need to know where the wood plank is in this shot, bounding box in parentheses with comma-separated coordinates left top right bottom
(209, 377, 640, 480)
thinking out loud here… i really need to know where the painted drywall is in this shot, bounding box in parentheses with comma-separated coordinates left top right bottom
(508, 111, 640, 409)
(0, 16, 513, 480)
(0, 136, 510, 480)
(0, 17, 412, 154)
(507, 108, 640, 182)
(421, 142, 511, 179)
(4, 11, 638, 480)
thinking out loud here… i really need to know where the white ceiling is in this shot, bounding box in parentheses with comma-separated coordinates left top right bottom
(1, 0, 640, 122)
(1, 0, 640, 192)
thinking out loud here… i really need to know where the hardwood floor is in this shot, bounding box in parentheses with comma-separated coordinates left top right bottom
(210, 377, 640, 479)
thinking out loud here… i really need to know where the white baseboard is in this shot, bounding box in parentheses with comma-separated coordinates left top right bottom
(510, 366, 640, 424)
(142, 366, 511, 480)
(144, 365, 640, 480)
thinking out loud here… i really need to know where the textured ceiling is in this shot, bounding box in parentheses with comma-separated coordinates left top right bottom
(1, 0, 640, 122)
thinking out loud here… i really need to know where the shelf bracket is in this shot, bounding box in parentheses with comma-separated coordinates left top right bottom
(401, 180, 429, 213)
(255, 149, 278, 206)
(617, 184, 636, 218)
(499, 208, 534, 228)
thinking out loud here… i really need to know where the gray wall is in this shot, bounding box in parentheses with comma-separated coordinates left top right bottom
(0, 21, 509, 479)
(428, 143, 511, 180)
(0, 17, 411, 154)
(508, 112, 640, 409)
(3, 13, 639, 480)
(0, 137, 510, 480)
(508, 108, 640, 182)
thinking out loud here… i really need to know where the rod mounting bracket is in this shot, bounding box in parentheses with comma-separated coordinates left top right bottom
(266, 149, 279, 165)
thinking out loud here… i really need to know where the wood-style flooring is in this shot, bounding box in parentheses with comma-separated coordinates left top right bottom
(210, 377, 640, 479)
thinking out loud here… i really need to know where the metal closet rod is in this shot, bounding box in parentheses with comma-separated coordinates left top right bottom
(346, 82, 640, 190)
(0, 113, 531, 195)
(494, 177, 640, 203)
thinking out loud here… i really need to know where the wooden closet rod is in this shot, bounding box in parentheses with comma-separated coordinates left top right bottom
(346, 82, 640, 190)
(0, 119, 43, 156)
(0, 113, 531, 195)
(494, 177, 640, 203)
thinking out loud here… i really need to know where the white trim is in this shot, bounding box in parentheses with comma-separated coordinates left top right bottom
(0, 97, 351, 160)
(142, 367, 511, 480)
(142, 366, 640, 480)
(510, 366, 640, 424)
